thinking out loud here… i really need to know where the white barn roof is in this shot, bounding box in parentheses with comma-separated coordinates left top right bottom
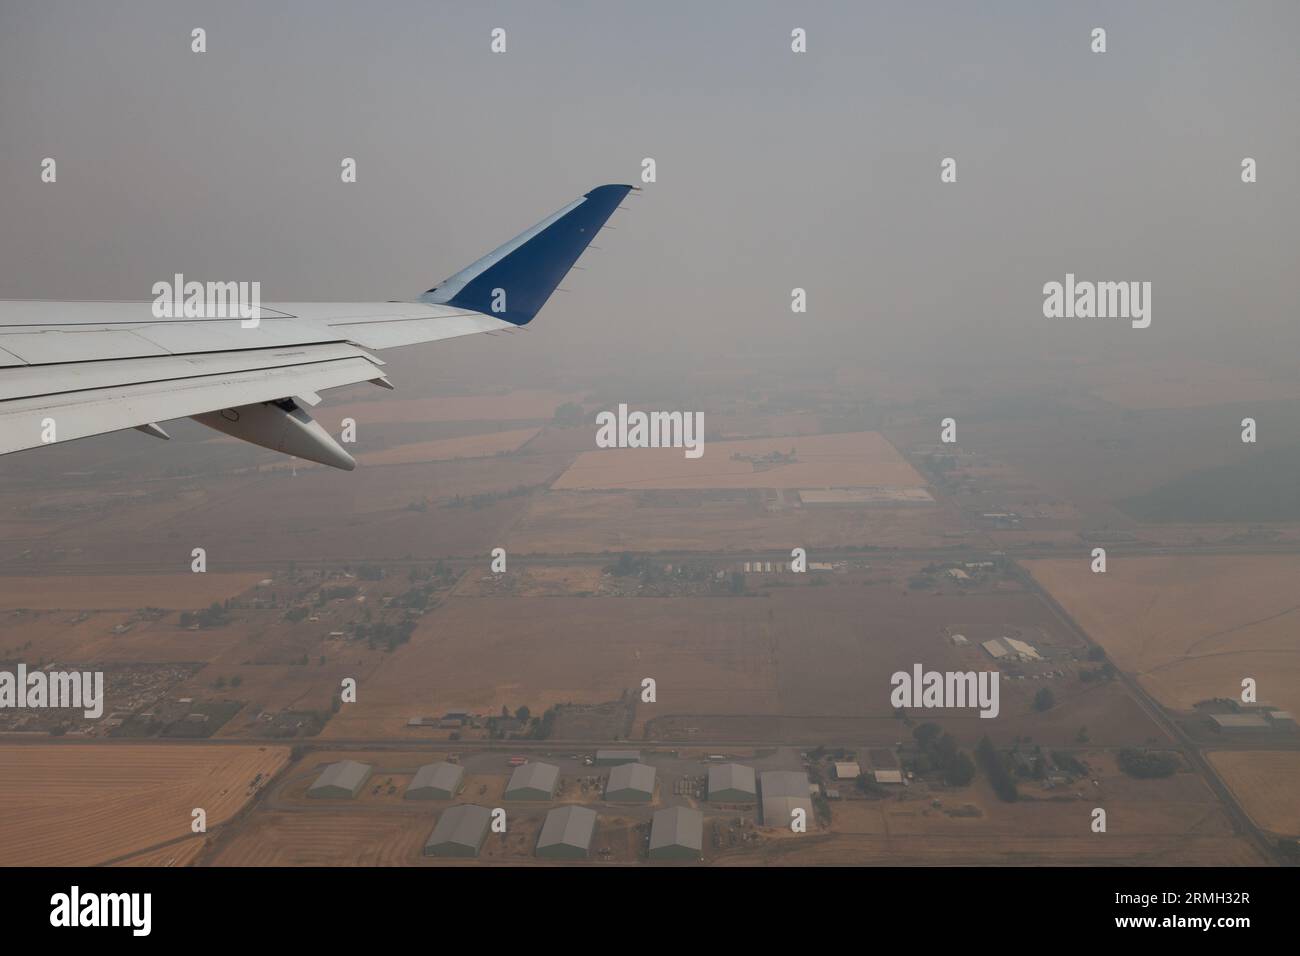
(649, 806, 703, 855)
(425, 804, 491, 854)
(308, 759, 372, 797)
(406, 761, 464, 798)
(707, 762, 756, 798)
(605, 762, 656, 798)
(506, 761, 559, 798)
(536, 805, 597, 854)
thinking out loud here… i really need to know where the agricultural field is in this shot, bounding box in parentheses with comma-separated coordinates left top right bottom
(507, 489, 960, 553)
(553, 432, 928, 491)
(0, 572, 267, 611)
(324, 568, 1164, 750)
(208, 810, 429, 866)
(1026, 555, 1300, 717)
(1207, 751, 1300, 837)
(0, 744, 288, 866)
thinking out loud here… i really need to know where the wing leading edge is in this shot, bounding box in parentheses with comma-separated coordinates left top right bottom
(0, 183, 632, 468)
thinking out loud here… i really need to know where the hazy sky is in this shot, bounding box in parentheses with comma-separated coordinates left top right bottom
(2, 1, 1297, 386)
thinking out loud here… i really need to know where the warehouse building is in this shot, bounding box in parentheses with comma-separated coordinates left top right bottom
(648, 806, 703, 861)
(707, 763, 757, 803)
(405, 761, 464, 800)
(1266, 710, 1297, 730)
(595, 749, 641, 766)
(981, 636, 1043, 662)
(604, 762, 656, 802)
(505, 761, 560, 800)
(307, 759, 372, 799)
(760, 770, 814, 827)
(424, 804, 492, 858)
(1209, 713, 1271, 733)
(536, 805, 598, 859)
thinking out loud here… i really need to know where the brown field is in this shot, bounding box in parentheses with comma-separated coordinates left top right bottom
(0, 572, 267, 611)
(0, 743, 288, 866)
(507, 490, 961, 553)
(115, 837, 207, 867)
(354, 428, 540, 466)
(209, 809, 430, 866)
(1026, 555, 1300, 716)
(325, 572, 1167, 749)
(4, 453, 571, 567)
(1207, 751, 1300, 836)
(553, 432, 927, 491)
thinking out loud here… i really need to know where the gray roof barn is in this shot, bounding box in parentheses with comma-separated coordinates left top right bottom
(760, 770, 814, 827)
(536, 805, 597, 859)
(424, 804, 492, 858)
(648, 806, 703, 861)
(405, 761, 465, 800)
(595, 749, 641, 766)
(708, 763, 757, 803)
(505, 761, 560, 800)
(604, 762, 656, 802)
(307, 759, 373, 799)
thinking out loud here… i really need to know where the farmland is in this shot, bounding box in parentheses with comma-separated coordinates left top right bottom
(0, 743, 287, 866)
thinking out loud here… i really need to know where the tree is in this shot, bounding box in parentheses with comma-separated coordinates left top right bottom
(515, 705, 531, 722)
(943, 751, 976, 786)
(913, 723, 942, 749)
(553, 401, 585, 427)
(976, 736, 1019, 802)
(1034, 687, 1055, 712)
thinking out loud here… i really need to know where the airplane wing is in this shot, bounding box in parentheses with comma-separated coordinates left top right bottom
(0, 184, 632, 470)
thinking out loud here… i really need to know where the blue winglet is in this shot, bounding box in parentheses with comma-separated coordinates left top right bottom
(420, 184, 633, 325)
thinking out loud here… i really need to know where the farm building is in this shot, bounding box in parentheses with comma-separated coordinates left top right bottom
(536, 805, 597, 859)
(982, 638, 1009, 659)
(833, 762, 861, 780)
(307, 760, 372, 799)
(1266, 711, 1297, 730)
(707, 763, 756, 803)
(648, 806, 703, 861)
(505, 761, 560, 800)
(424, 804, 491, 858)
(595, 749, 641, 766)
(405, 761, 464, 800)
(874, 769, 904, 785)
(981, 636, 1042, 662)
(1209, 714, 1271, 733)
(604, 762, 656, 802)
(760, 770, 814, 827)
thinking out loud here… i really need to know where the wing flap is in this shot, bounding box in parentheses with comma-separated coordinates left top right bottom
(0, 349, 383, 455)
